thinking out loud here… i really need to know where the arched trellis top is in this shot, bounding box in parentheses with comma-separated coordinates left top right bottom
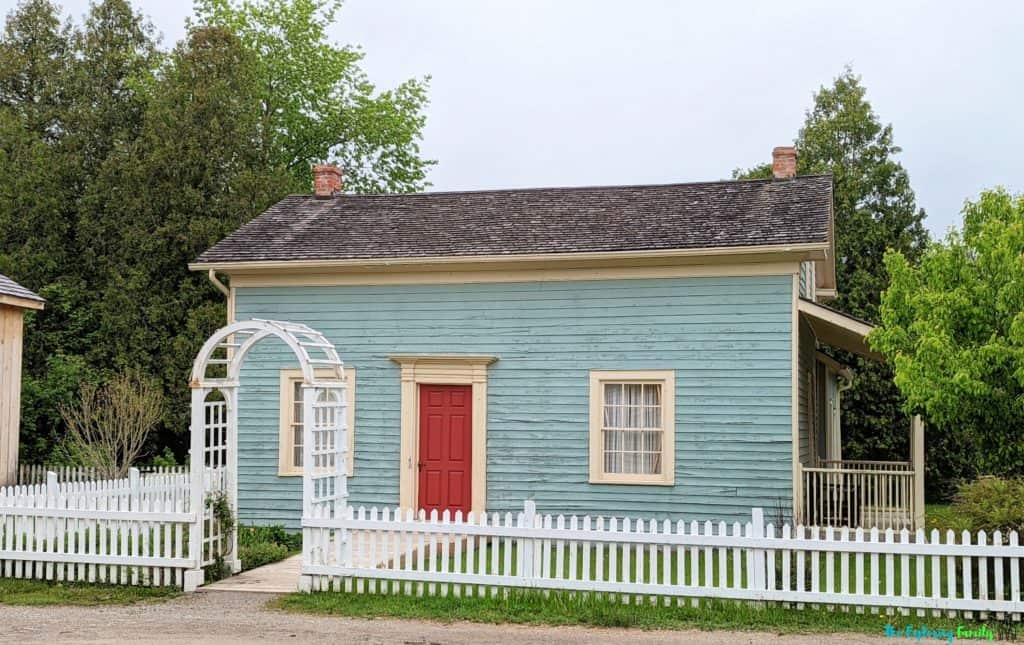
(189, 318, 345, 389)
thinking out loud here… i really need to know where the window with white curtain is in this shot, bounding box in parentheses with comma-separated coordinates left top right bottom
(589, 370, 675, 485)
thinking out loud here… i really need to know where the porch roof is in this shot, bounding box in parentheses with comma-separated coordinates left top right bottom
(798, 298, 882, 361)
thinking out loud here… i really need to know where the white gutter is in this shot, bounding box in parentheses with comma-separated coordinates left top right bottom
(207, 270, 230, 297)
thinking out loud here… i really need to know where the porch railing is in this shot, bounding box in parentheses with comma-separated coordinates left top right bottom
(802, 460, 916, 530)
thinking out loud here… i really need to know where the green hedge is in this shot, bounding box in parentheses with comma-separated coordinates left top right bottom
(238, 525, 302, 571)
(951, 477, 1024, 538)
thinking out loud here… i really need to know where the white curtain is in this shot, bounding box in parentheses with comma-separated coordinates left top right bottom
(603, 383, 662, 475)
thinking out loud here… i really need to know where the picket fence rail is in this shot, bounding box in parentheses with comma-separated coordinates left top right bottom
(0, 469, 196, 587)
(303, 501, 1023, 620)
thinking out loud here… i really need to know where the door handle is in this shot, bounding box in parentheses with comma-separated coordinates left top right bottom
(417, 462, 425, 471)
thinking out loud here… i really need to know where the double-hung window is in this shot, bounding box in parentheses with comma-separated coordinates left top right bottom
(589, 370, 675, 485)
(279, 368, 355, 476)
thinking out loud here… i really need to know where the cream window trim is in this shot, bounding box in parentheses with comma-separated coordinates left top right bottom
(589, 370, 676, 486)
(278, 367, 356, 477)
(389, 355, 497, 514)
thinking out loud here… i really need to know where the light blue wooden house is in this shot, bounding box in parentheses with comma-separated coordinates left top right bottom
(191, 149, 924, 531)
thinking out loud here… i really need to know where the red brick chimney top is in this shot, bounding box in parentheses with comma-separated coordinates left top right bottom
(772, 147, 797, 180)
(313, 164, 343, 198)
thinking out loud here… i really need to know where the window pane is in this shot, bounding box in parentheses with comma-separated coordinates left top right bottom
(600, 381, 666, 478)
(293, 445, 303, 468)
(604, 383, 622, 405)
(643, 383, 661, 406)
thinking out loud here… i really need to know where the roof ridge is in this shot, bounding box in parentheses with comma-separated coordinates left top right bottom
(279, 173, 834, 200)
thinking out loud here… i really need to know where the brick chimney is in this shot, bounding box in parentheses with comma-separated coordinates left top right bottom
(312, 164, 343, 198)
(772, 146, 797, 180)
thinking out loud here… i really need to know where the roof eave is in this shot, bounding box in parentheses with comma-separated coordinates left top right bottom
(0, 294, 45, 310)
(189, 242, 830, 274)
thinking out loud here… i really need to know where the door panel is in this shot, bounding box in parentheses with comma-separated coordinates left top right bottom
(418, 384, 472, 516)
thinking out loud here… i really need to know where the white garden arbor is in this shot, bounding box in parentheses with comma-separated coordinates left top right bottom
(185, 319, 349, 590)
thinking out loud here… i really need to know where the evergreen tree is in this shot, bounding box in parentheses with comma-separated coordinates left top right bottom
(0, 0, 433, 463)
(84, 26, 294, 453)
(736, 69, 933, 494)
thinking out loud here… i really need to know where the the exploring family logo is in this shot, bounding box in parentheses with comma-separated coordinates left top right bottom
(884, 624, 996, 643)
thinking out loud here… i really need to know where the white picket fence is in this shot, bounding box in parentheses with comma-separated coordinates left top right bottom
(17, 464, 189, 486)
(302, 502, 1023, 620)
(0, 468, 196, 587)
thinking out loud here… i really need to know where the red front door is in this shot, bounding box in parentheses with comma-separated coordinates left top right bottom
(418, 384, 472, 516)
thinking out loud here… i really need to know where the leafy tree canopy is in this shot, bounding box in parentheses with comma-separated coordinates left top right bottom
(870, 189, 1024, 478)
(192, 0, 433, 193)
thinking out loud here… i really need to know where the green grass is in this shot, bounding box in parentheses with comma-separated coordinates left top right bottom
(274, 588, 1019, 638)
(376, 537, 1004, 602)
(0, 578, 179, 606)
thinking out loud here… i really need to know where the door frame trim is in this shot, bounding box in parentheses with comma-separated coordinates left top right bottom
(390, 355, 497, 515)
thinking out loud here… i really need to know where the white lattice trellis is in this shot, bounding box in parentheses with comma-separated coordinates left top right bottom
(186, 319, 348, 590)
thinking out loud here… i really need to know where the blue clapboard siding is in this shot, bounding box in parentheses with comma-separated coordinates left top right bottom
(798, 319, 814, 467)
(234, 275, 795, 529)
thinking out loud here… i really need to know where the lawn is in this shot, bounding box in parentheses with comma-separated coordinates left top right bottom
(347, 529, 1005, 602)
(275, 588, 1019, 638)
(0, 578, 178, 606)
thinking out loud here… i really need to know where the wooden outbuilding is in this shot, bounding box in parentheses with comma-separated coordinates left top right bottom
(0, 274, 43, 486)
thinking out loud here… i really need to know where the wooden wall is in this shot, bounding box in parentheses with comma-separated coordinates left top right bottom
(0, 305, 25, 486)
(233, 275, 796, 529)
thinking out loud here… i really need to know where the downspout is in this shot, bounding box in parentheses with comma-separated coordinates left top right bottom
(832, 367, 854, 463)
(207, 270, 235, 325)
(837, 367, 854, 394)
(207, 270, 229, 297)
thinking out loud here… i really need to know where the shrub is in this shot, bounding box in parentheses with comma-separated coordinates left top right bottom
(951, 477, 1024, 538)
(59, 370, 163, 479)
(238, 525, 302, 551)
(237, 524, 301, 571)
(240, 542, 290, 571)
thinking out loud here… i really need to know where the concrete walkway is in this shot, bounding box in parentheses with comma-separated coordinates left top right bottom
(203, 555, 300, 594)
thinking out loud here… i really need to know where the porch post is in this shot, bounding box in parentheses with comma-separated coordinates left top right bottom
(794, 461, 804, 525)
(911, 415, 925, 530)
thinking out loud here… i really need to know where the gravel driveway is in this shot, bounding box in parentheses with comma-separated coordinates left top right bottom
(0, 590, 893, 644)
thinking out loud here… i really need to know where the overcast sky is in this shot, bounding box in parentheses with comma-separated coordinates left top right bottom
(17, 0, 1024, 236)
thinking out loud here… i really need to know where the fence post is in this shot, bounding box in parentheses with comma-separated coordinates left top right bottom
(751, 507, 766, 595)
(46, 471, 58, 505)
(521, 500, 536, 587)
(129, 468, 140, 512)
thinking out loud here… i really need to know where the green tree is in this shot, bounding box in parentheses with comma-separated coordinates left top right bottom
(870, 189, 1024, 481)
(0, 0, 69, 139)
(192, 0, 432, 193)
(735, 69, 931, 489)
(81, 26, 294, 454)
(0, 0, 434, 464)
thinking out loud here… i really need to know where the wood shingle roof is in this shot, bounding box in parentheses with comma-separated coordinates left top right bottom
(196, 175, 833, 264)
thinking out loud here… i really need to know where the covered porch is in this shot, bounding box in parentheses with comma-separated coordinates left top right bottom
(794, 298, 925, 530)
